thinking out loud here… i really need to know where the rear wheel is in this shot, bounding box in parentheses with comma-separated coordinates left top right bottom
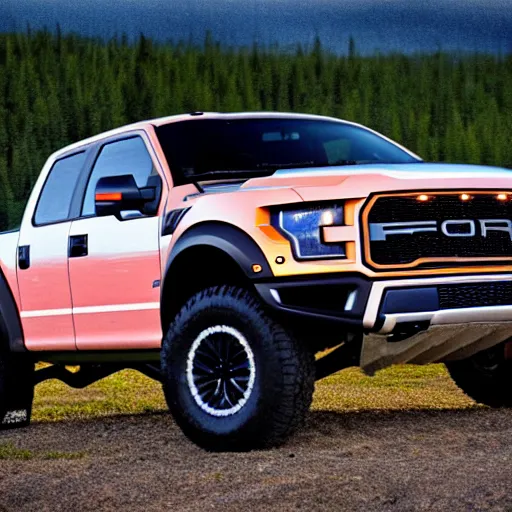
(446, 342, 512, 407)
(0, 351, 35, 428)
(161, 286, 315, 451)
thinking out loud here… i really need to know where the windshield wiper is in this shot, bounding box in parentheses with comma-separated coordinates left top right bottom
(183, 159, 366, 182)
(256, 161, 317, 170)
(259, 160, 361, 170)
(184, 168, 275, 180)
(192, 180, 204, 193)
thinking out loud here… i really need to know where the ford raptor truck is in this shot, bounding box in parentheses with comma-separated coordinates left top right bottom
(2, 112, 512, 450)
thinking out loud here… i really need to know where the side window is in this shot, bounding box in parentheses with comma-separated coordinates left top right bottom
(82, 136, 157, 216)
(34, 152, 86, 226)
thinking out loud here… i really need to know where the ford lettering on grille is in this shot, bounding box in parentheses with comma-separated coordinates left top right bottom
(365, 193, 512, 268)
(370, 219, 512, 241)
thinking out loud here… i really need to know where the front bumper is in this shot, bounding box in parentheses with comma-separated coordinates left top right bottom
(256, 273, 512, 332)
(256, 273, 512, 373)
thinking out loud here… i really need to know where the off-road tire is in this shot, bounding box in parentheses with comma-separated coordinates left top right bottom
(446, 342, 512, 408)
(161, 285, 315, 451)
(0, 350, 35, 428)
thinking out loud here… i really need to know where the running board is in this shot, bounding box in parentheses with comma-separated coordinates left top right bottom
(360, 323, 512, 376)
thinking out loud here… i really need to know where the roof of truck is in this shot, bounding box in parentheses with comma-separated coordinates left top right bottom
(51, 111, 354, 158)
(150, 111, 344, 126)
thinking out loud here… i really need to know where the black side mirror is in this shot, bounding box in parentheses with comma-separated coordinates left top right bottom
(95, 174, 156, 219)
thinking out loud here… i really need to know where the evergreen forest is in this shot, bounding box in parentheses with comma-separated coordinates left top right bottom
(1, 30, 511, 230)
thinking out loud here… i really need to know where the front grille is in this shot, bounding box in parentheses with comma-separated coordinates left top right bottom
(439, 282, 512, 310)
(366, 193, 512, 268)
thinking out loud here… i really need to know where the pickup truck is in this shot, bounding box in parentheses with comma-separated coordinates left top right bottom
(2, 111, 512, 451)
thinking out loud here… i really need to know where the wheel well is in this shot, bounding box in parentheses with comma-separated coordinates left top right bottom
(161, 246, 251, 333)
(0, 268, 25, 353)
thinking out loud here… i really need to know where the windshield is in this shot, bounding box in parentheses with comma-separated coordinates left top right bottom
(155, 118, 421, 184)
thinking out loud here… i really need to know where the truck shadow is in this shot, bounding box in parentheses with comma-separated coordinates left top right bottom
(6, 405, 509, 457)
(27, 404, 493, 435)
(27, 404, 494, 439)
(298, 405, 501, 441)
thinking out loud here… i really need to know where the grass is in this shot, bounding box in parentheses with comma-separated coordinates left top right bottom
(31, 364, 477, 424)
(0, 442, 87, 461)
(313, 364, 476, 411)
(33, 368, 168, 423)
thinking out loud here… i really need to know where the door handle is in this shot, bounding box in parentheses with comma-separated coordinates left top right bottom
(69, 235, 88, 258)
(18, 245, 30, 270)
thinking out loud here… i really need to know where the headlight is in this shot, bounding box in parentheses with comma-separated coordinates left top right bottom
(271, 203, 345, 260)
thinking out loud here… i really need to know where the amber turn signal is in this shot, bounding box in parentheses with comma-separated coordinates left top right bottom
(497, 194, 509, 201)
(252, 264, 263, 273)
(95, 192, 122, 202)
(417, 194, 430, 202)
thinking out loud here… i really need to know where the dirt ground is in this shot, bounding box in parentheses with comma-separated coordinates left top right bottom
(1, 406, 512, 512)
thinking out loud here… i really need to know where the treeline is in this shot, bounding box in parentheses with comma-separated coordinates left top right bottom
(0, 30, 511, 229)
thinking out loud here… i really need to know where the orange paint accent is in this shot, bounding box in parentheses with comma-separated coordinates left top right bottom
(255, 207, 270, 225)
(95, 192, 122, 202)
(258, 224, 288, 242)
(361, 191, 512, 272)
(345, 242, 357, 261)
(365, 265, 512, 278)
(256, 207, 289, 242)
(344, 199, 359, 226)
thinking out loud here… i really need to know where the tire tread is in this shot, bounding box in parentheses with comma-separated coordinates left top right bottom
(161, 285, 315, 450)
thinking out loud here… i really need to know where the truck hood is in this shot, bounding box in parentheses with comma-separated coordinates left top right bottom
(242, 163, 512, 202)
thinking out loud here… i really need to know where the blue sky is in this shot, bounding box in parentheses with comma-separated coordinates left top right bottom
(1, 0, 511, 54)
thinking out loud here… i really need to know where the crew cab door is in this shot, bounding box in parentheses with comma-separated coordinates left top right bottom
(17, 151, 89, 351)
(68, 133, 164, 350)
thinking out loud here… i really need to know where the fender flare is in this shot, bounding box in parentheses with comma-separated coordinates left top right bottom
(162, 222, 274, 295)
(0, 271, 25, 353)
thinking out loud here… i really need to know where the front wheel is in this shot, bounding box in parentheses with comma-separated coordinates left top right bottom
(446, 341, 512, 407)
(161, 286, 315, 451)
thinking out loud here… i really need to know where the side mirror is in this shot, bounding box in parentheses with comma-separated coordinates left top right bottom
(95, 174, 155, 219)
